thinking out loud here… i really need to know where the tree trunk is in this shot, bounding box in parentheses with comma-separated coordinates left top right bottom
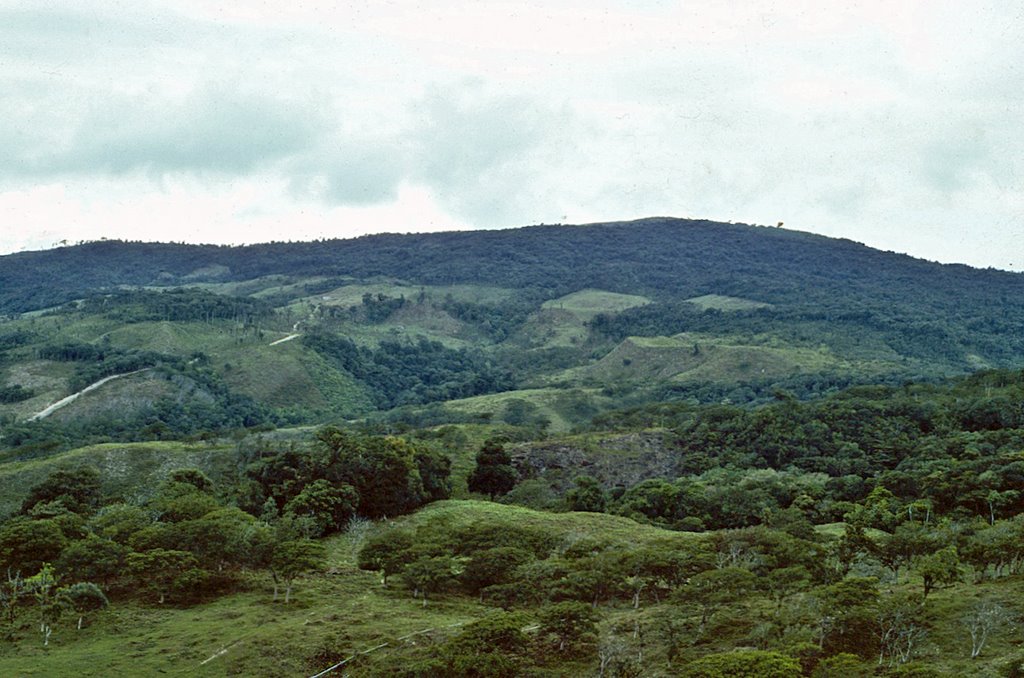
(78, 615, 83, 630)
(285, 582, 292, 604)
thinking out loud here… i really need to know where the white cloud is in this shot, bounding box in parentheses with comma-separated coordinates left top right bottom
(0, 0, 1021, 270)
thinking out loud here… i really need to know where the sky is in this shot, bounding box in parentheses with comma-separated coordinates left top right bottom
(1, 1, 1022, 269)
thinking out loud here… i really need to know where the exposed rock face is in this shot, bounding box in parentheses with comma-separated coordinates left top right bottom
(508, 431, 681, 491)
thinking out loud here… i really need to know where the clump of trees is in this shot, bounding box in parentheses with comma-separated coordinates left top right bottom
(303, 332, 514, 410)
(0, 425, 453, 646)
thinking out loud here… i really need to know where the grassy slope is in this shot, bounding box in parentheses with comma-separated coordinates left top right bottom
(439, 387, 615, 434)
(0, 501, 696, 677)
(685, 293, 772, 311)
(562, 332, 897, 386)
(0, 315, 373, 419)
(0, 441, 242, 518)
(541, 289, 652, 320)
(0, 529, 487, 678)
(513, 289, 651, 351)
(0, 500, 1014, 676)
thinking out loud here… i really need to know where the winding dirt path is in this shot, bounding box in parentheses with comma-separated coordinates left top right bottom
(268, 333, 300, 346)
(27, 369, 150, 422)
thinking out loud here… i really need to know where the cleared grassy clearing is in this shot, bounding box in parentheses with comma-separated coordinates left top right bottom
(541, 289, 652, 320)
(439, 387, 613, 434)
(565, 332, 892, 386)
(685, 293, 772, 311)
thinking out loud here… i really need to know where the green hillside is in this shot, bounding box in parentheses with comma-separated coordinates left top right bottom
(4, 220, 1024, 675)
(2, 219, 1024, 447)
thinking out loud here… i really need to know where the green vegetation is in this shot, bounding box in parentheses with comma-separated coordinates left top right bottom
(2, 220, 1024, 674)
(685, 293, 773, 312)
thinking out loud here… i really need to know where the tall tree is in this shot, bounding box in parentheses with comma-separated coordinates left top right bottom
(270, 539, 325, 603)
(467, 439, 517, 500)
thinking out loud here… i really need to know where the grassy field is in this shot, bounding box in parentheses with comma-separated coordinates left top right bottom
(439, 387, 614, 434)
(0, 526, 491, 677)
(401, 499, 701, 547)
(510, 289, 651, 351)
(541, 289, 651, 320)
(685, 293, 772, 312)
(0, 499, 1014, 676)
(0, 500, 699, 677)
(298, 281, 515, 310)
(564, 332, 892, 386)
(0, 440, 243, 518)
(0, 317, 373, 416)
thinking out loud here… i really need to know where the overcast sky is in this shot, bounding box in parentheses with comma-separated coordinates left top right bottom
(1, 1, 1021, 269)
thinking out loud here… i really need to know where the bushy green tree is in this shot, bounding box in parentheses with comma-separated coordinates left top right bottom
(0, 519, 67, 575)
(467, 439, 517, 500)
(402, 555, 458, 606)
(270, 539, 324, 603)
(683, 650, 801, 677)
(357, 529, 417, 586)
(55, 536, 127, 585)
(166, 468, 214, 493)
(440, 612, 531, 678)
(917, 546, 961, 599)
(61, 582, 108, 630)
(126, 549, 200, 604)
(283, 479, 359, 537)
(681, 567, 757, 629)
(461, 547, 534, 596)
(536, 600, 598, 653)
(88, 503, 153, 545)
(566, 475, 607, 513)
(20, 466, 102, 516)
(812, 576, 880, 658)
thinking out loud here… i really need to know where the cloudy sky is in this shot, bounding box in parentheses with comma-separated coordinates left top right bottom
(1, 1, 1022, 269)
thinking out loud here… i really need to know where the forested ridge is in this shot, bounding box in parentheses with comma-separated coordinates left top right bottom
(2, 218, 1022, 315)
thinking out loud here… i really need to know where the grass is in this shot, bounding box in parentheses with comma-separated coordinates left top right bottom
(0, 498, 1019, 676)
(402, 500, 700, 548)
(0, 440, 242, 518)
(43, 371, 176, 424)
(1, 360, 78, 420)
(541, 289, 651, 321)
(439, 387, 614, 434)
(565, 332, 893, 386)
(0, 501, 692, 677)
(80, 320, 371, 414)
(299, 281, 515, 309)
(513, 289, 650, 351)
(685, 294, 772, 311)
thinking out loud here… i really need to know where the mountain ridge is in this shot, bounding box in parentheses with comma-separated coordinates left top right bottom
(1, 217, 1017, 314)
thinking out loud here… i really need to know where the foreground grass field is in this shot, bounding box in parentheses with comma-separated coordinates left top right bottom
(0, 500, 1021, 676)
(0, 528, 489, 677)
(0, 501, 697, 677)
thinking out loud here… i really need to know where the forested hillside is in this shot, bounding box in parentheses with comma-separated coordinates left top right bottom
(3, 219, 1024, 675)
